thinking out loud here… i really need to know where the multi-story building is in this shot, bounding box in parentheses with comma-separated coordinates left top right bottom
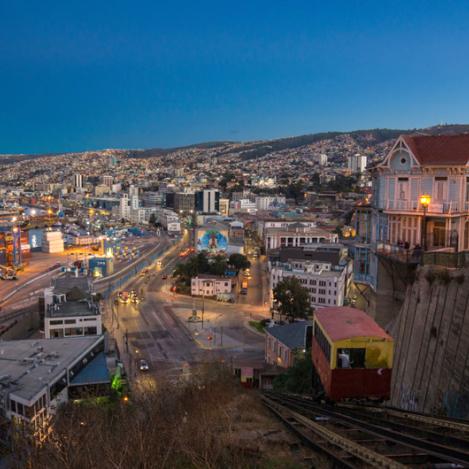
(102, 175, 113, 188)
(174, 191, 195, 213)
(43, 275, 102, 339)
(264, 223, 338, 251)
(354, 133, 469, 290)
(347, 154, 367, 173)
(195, 189, 220, 213)
(255, 196, 286, 211)
(119, 194, 130, 220)
(156, 209, 181, 234)
(73, 173, 83, 191)
(191, 275, 232, 297)
(270, 257, 347, 309)
(219, 198, 230, 216)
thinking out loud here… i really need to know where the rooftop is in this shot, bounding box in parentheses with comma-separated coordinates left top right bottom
(70, 352, 109, 386)
(266, 321, 312, 349)
(271, 246, 342, 265)
(402, 134, 469, 166)
(46, 299, 99, 318)
(0, 336, 103, 403)
(53, 275, 91, 296)
(314, 307, 392, 342)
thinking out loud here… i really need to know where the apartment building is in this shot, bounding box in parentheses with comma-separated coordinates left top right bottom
(271, 258, 346, 309)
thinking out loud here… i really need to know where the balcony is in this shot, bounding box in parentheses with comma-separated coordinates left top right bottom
(385, 200, 461, 214)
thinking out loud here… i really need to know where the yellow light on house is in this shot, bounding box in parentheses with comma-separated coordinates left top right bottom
(420, 194, 431, 208)
(47, 208, 53, 215)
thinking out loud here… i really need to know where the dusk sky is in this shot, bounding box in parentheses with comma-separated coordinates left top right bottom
(2, 0, 469, 154)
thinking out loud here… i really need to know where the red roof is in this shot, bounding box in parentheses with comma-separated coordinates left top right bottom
(402, 134, 469, 166)
(314, 307, 392, 342)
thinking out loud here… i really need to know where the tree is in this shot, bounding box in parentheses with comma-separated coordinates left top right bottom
(273, 277, 312, 321)
(228, 253, 250, 271)
(208, 255, 227, 276)
(148, 213, 157, 226)
(285, 180, 305, 204)
(273, 352, 313, 394)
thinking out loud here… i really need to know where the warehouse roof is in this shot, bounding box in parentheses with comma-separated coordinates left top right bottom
(0, 336, 103, 403)
(315, 307, 391, 342)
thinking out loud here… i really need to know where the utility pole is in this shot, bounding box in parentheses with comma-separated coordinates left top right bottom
(220, 326, 223, 346)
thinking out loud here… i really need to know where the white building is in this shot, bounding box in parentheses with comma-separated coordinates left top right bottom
(257, 219, 317, 238)
(44, 299, 102, 339)
(102, 175, 113, 188)
(230, 198, 257, 213)
(157, 209, 181, 234)
(42, 231, 64, 253)
(196, 189, 220, 213)
(111, 183, 122, 193)
(315, 154, 328, 166)
(119, 194, 130, 220)
(255, 196, 286, 211)
(271, 260, 346, 309)
(347, 154, 367, 173)
(130, 195, 139, 210)
(264, 224, 338, 251)
(74, 173, 83, 190)
(129, 185, 139, 198)
(191, 275, 232, 297)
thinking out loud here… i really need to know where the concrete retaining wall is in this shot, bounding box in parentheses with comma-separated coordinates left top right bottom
(391, 266, 469, 418)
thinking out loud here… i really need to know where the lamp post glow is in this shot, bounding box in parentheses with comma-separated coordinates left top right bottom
(420, 194, 431, 251)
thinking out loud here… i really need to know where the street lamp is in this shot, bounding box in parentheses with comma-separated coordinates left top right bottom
(420, 194, 431, 251)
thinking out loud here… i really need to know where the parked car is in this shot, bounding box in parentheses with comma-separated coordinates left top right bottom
(138, 359, 149, 371)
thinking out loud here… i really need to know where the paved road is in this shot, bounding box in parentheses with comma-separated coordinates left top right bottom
(108, 236, 269, 384)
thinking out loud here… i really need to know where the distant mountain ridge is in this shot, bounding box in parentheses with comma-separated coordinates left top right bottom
(2, 124, 469, 164)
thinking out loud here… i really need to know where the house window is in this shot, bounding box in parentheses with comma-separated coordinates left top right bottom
(398, 177, 409, 200)
(435, 177, 447, 202)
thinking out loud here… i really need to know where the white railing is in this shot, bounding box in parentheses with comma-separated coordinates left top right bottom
(385, 200, 461, 214)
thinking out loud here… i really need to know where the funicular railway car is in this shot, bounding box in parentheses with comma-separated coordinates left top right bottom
(312, 307, 393, 401)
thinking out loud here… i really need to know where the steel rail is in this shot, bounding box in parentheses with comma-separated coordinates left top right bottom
(267, 393, 469, 467)
(262, 395, 403, 469)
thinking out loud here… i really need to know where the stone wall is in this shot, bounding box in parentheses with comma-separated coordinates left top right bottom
(391, 266, 469, 418)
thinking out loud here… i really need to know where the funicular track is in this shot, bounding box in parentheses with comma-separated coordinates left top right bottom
(262, 392, 469, 468)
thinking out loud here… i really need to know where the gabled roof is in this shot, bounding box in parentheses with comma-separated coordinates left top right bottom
(314, 307, 391, 342)
(266, 321, 312, 349)
(401, 134, 469, 166)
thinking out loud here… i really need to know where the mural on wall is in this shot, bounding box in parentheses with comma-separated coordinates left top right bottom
(197, 229, 228, 252)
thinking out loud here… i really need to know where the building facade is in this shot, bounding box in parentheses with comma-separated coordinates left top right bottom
(191, 275, 232, 297)
(354, 133, 469, 289)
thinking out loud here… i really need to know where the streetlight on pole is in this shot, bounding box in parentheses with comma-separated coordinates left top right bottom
(420, 194, 431, 252)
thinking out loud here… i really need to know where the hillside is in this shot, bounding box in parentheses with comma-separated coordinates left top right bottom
(3, 124, 469, 165)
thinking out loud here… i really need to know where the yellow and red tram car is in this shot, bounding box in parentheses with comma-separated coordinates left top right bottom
(312, 307, 393, 401)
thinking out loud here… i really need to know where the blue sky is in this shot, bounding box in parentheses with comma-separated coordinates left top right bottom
(1, 0, 469, 153)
